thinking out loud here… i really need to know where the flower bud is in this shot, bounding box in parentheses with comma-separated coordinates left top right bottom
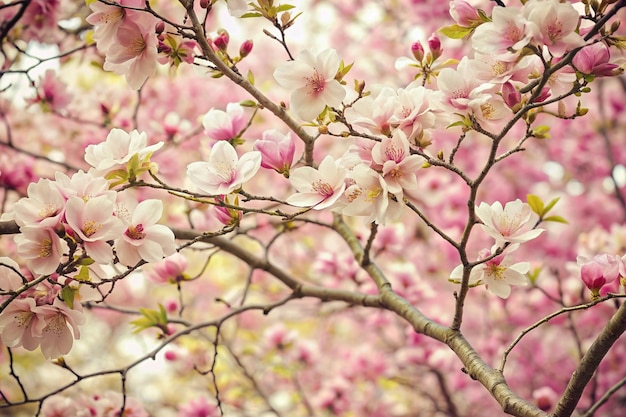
(214, 31, 229, 51)
(449, 0, 480, 27)
(411, 41, 424, 62)
(239, 39, 253, 58)
(155, 21, 165, 35)
(578, 254, 620, 299)
(428, 33, 442, 60)
(502, 81, 521, 109)
(200, 0, 210, 8)
(253, 129, 296, 176)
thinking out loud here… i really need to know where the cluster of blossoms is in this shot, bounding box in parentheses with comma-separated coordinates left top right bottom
(0, 128, 176, 358)
(41, 390, 148, 417)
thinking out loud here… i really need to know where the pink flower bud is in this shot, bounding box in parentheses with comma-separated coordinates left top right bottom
(253, 129, 296, 176)
(164, 350, 178, 361)
(428, 33, 442, 60)
(147, 253, 188, 284)
(572, 42, 620, 77)
(213, 31, 229, 51)
(502, 81, 521, 109)
(578, 254, 620, 298)
(449, 0, 481, 26)
(239, 39, 253, 58)
(155, 21, 165, 35)
(411, 41, 424, 62)
(200, 0, 210, 8)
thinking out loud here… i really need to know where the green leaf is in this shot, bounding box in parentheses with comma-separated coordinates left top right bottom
(130, 305, 168, 334)
(542, 215, 569, 224)
(85, 0, 98, 4)
(438, 24, 473, 39)
(75, 265, 91, 282)
(543, 197, 560, 214)
(277, 4, 296, 12)
(246, 69, 255, 85)
(61, 286, 76, 309)
(527, 194, 544, 216)
(240, 12, 263, 18)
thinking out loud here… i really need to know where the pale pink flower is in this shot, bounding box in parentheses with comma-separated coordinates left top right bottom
(449, 0, 480, 27)
(15, 226, 68, 276)
(64, 195, 125, 264)
(253, 129, 296, 175)
(146, 253, 188, 284)
(343, 87, 396, 137)
(287, 155, 347, 210)
(86, 1, 127, 52)
(0, 298, 46, 351)
(178, 397, 219, 417)
(38, 299, 85, 359)
(114, 199, 177, 267)
(202, 103, 248, 142)
(391, 83, 437, 144)
(103, 12, 160, 89)
(340, 164, 390, 224)
(475, 199, 544, 247)
(84, 128, 163, 174)
(577, 254, 620, 298)
(41, 396, 81, 417)
(471, 6, 533, 61)
(523, 0, 583, 56)
(226, 0, 249, 18)
(435, 57, 497, 113)
(572, 42, 620, 76)
(27, 69, 71, 112)
(187, 141, 261, 195)
(450, 244, 530, 298)
(274, 48, 346, 120)
(12, 178, 65, 228)
(54, 170, 113, 202)
(371, 131, 424, 198)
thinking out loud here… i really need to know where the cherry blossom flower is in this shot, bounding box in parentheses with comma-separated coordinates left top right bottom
(371, 130, 424, 198)
(86, 1, 127, 52)
(523, 0, 583, 56)
(146, 253, 188, 285)
(84, 128, 163, 174)
(15, 226, 68, 275)
(577, 254, 620, 298)
(114, 199, 177, 267)
(202, 103, 248, 142)
(253, 129, 296, 175)
(178, 397, 219, 417)
(471, 6, 533, 61)
(27, 69, 71, 112)
(187, 141, 262, 195)
(344, 87, 396, 137)
(475, 199, 543, 247)
(38, 299, 85, 359)
(287, 155, 347, 210)
(54, 170, 113, 202)
(274, 48, 346, 120)
(64, 194, 125, 264)
(0, 298, 46, 351)
(12, 178, 65, 228)
(450, 244, 530, 298)
(340, 164, 391, 224)
(41, 396, 81, 417)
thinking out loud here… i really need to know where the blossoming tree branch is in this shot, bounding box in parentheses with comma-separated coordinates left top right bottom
(0, 0, 626, 416)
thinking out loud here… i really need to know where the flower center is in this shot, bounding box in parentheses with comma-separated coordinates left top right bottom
(39, 239, 52, 258)
(312, 180, 334, 197)
(126, 224, 146, 240)
(306, 70, 326, 95)
(83, 220, 102, 238)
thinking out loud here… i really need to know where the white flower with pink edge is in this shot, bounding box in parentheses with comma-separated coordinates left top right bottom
(287, 156, 347, 210)
(475, 199, 543, 248)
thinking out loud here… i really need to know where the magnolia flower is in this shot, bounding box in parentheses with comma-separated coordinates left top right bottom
(253, 129, 296, 175)
(450, 0, 481, 27)
(572, 42, 620, 77)
(340, 164, 390, 224)
(85, 128, 163, 174)
(287, 155, 347, 210)
(450, 244, 530, 298)
(146, 252, 188, 285)
(64, 194, 125, 264)
(523, 0, 583, 56)
(114, 199, 177, 267)
(475, 199, 543, 247)
(202, 103, 248, 142)
(274, 48, 346, 120)
(187, 141, 261, 195)
(471, 6, 533, 61)
(371, 130, 424, 197)
(577, 254, 620, 298)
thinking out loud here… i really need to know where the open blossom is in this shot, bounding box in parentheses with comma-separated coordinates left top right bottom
(371, 130, 424, 198)
(187, 141, 261, 195)
(38, 300, 85, 359)
(27, 69, 71, 112)
(202, 103, 248, 142)
(274, 48, 346, 120)
(471, 6, 533, 61)
(114, 199, 177, 267)
(523, 0, 583, 56)
(85, 128, 163, 174)
(0, 298, 46, 351)
(147, 252, 188, 284)
(287, 155, 347, 210)
(12, 178, 65, 228)
(64, 194, 125, 264)
(253, 129, 296, 175)
(577, 254, 620, 298)
(340, 164, 391, 224)
(475, 199, 543, 247)
(15, 226, 68, 275)
(450, 244, 530, 298)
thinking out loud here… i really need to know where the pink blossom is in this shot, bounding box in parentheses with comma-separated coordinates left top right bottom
(449, 0, 480, 27)
(15, 226, 68, 276)
(471, 7, 533, 61)
(577, 254, 620, 298)
(202, 103, 248, 142)
(475, 199, 544, 247)
(27, 70, 71, 112)
(41, 396, 81, 417)
(187, 141, 262, 195)
(84, 128, 163, 174)
(344, 87, 396, 137)
(287, 155, 347, 210)
(371, 130, 424, 198)
(64, 194, 125, 264)
(147, 253, 189, 284)
(572, 42, 620, 77)
(54, 170, 113, 202)
(523, 0, 583, 56)
(86, 1, 127, 52)
(38, 299, 85, 359)
(341, 164, 391, 224)
(114, 199, 177, 267)
(274, 48, 346, 120)
(0, 298, 46, 351)
(177, 397, 219, 417)
(12, 178, 65, 228)
(252, 129, 296, 175)
(450, 244, 530, 298)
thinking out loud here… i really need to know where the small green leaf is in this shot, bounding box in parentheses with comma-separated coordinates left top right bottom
(277, 4, 296, 12)
(75, 265, 91, 282)
(239, 99, 257, 107)
(240, 12, 263, 18)
(543, 197, 560, 214)
(60, 286, 76, 309)
(527, 194, 544, 216)
(438, 24, 473, 39)
(542, 215, 569, 224)
(246, 69, 255, 85)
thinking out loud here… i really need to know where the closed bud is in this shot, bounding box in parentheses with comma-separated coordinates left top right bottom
(502, 81, 521, 109)
(239, 40, 253, 58)
(214, 31, 229, 51)
(200, 0, 210, 8)
(427, 33, 442, 60)
(411, 41, 424, 62)
(155, 21, 165, 35)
